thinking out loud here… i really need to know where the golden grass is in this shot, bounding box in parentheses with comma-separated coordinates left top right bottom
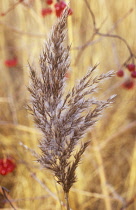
(0, 0, 136, 209)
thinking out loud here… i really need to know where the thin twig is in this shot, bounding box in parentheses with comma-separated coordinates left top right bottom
(1, 0, 24, 16)
(31, 173, 69, 209)
(0, 187, 17, 210)
(84, 0, 136, 66)
(74, 0, 135, 66)
(19, 142, 39, 158)
(0, 20, 46, 38)
(97, 121, 136, 150)
(30, 172, 58, 201)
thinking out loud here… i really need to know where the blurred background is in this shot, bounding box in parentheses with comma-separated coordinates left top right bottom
(0, 0, 136, 209)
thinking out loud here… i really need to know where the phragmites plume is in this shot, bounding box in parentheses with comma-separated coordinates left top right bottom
(28, 8, 115, 195)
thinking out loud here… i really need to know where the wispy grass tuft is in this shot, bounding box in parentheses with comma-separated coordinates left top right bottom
(28, 7, 115, 209)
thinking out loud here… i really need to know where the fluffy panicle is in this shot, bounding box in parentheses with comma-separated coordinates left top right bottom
(28, 8, 115, 193)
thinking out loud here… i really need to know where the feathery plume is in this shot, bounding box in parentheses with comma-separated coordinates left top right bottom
(28, 7, 115, 205)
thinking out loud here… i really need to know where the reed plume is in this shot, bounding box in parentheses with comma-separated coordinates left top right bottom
(28, 8, 115, 209)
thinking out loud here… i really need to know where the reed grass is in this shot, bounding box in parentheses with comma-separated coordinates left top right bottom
(0, 0, 136, 209)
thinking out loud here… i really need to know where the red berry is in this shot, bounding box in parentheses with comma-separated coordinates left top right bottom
(68, 8, 73, 15)
(54, 2, 62, 17)
(41, 8, 52, 16)
(126, 64, 135, 72)
(1, 169, 7, 175)
(55, 9, 62, 17)
(131, 71, 136, 78)
(4, 58, 17, 67)
(60, 1, 66, 9)
(54, 1, 73, 17)
(54, 2, 60, 9)
(116, 70, 124, 77)
(122, 80, 134, 89)
(0, 158, 16, 176)
(54, 5, 61, 17)
(46, 0, 53, 5)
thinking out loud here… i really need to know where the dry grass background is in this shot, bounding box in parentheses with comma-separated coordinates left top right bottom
(0, 0, 136, 209)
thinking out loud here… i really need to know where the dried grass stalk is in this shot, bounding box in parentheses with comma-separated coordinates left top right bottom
(28, 7, 115, 207)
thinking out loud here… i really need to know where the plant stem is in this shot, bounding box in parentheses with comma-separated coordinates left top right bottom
(65, 192, 70, 210)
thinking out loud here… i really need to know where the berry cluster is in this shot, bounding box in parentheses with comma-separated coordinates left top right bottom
(54, 1, 72, 17)
(4, 58, 17, 68)
(0, 158, 16, 175)
(41, 0, 73, 17)
(116, 63, 136, 89)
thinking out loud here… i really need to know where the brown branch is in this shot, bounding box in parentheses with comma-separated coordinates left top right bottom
(74, 0, 135, 66)
(84, 0, 136, 65)
(0, 186, 17, 210)
(84, 0, 97, 30)
(1, 0, 24, 16)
